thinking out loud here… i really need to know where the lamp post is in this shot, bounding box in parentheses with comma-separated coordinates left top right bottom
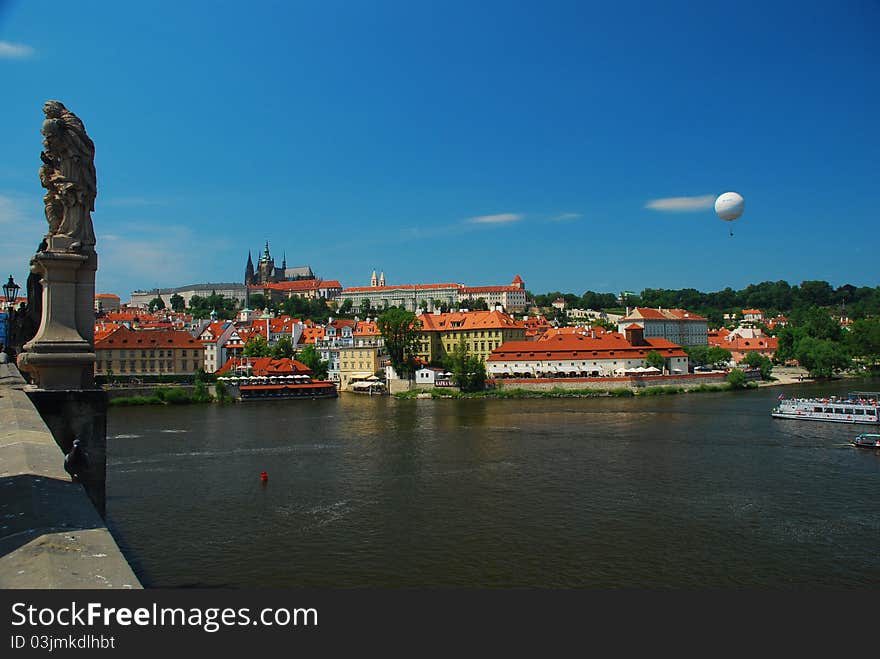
(2, 274, 20, 359)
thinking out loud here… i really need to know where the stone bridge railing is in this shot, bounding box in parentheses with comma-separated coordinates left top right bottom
(0, 363, 140, 588)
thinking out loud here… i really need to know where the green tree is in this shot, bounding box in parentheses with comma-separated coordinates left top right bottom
(243, 334, 271, 357)
(248, 293, 268, 310)
(297, 344, 328, 380)
(645, 350, 665, 371)
(187, 292, 237, 319)
(149, 296, 166, 311)
(377, 308, 421, 379)
(795, 305, 842, 341)
(706, 346, 732, 368)
(272, 336, 294, 359)
(726, 368, 748, 389)
(193, 368, 210, 401)
(214, 380, 228, 402)
(847, 318, 880, 366)
(741, 352, 773, 380)
(795, 337, 851, 378)
(360, 299, 372, 317)
(445, 338, 487, 392)
(169, 294, 185, 312)
(339, 299, 354, 315)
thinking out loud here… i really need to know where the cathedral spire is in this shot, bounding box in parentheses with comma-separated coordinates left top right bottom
(245, 251, 255, 286)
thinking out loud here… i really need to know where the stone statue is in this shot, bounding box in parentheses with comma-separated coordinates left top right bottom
(39, 100, 97, 250)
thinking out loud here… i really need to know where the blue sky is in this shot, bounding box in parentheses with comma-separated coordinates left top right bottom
(1, 1, 877, 301)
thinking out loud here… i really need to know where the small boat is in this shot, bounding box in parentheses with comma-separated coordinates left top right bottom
(771, 391, 879, 424)
(851, 433, 880, 449)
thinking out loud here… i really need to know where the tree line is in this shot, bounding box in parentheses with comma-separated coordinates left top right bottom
(532, 280, 880, 326)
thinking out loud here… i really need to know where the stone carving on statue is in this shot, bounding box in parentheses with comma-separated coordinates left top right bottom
(39, 100, 97, 251)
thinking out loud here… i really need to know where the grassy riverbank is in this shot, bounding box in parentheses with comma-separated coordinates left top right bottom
(109, 387, 225, 406)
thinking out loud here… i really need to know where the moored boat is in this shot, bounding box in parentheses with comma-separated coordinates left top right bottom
(851, 433, 880, 449)
(236, 379, 337, 400)
(771, 392, 879, 424)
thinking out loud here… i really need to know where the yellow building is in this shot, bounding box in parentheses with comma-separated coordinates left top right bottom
(94, 326, 205, 376)
(338, 344, 384, 390)
(414, 310, 526, 365)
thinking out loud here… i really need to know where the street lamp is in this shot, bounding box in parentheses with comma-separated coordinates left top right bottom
(2, 275, 19, 358)
(3, 275, 19, 307)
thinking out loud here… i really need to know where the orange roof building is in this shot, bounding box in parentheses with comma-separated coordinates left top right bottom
(94, 326, 205, 376)
(413, 310, 526, 364)
(487, 331, 689, 378)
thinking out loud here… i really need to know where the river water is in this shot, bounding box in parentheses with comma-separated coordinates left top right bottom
(106, 378, 880, 588)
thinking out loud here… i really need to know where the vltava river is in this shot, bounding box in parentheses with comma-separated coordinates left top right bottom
(107, 378, 880, 588)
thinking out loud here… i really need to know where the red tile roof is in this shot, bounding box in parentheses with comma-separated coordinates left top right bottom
(623, 307, 707, 322)
(343, 283, 462, 293)
(249, 279, 342, 293)
(460, 285, 522, 294)
(416, 310, 524, 332)
(216, 357, 312, 376)
(488, 332, 687, 362)
(95, 326, 203, 350)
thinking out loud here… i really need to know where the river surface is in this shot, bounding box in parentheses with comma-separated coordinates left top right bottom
(106, 378, 880, 588)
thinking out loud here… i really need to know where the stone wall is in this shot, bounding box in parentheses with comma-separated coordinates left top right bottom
(492, 372, 730, 391)
(0, 363, 140, 588)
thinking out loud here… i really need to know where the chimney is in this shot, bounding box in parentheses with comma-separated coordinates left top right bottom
(625, 324, 647, 346)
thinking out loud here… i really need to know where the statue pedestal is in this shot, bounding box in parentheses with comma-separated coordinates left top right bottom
(17, 248, 97, 390)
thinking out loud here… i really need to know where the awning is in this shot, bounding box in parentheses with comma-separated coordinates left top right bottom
(352, 381, 383, 389)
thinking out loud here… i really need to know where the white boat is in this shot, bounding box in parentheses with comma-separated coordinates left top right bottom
(771, 392, 879, 424)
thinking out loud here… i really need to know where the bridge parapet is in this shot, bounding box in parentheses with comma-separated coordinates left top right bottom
(0, 363, 140, 589)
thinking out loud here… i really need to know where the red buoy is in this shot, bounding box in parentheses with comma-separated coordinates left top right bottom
(260, 471, 268, 482)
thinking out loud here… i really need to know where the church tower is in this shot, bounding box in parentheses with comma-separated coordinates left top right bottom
(379, 271, 386, 286)
(245, 251, 255, 286)
(371, 270, 378, 287)
(258, 241, 276, 284)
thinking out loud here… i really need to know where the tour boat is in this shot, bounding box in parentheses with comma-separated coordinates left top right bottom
(771, 392, 880, 424)
(219, 374, 337, 400)
(851, 433, 880, 449)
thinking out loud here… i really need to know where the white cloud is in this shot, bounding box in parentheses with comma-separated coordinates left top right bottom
(0, 41, 35, 59)
(549, 213, 582, 222)
(644, 194, 715, 212)
(467, 213, 523, 224)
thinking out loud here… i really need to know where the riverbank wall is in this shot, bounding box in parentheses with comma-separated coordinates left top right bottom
(0, 363, 141, 588)
(491, 372, 731, 391)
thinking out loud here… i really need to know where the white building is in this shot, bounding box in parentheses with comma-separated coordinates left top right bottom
(487, 327, 689, 378)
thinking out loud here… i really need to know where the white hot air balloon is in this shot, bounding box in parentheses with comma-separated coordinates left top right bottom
(715, 192, 744, 236)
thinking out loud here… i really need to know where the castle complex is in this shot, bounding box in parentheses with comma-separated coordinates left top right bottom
(244, 242, 314, 286)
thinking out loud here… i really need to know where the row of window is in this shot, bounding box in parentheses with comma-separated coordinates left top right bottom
(812, 407, 870, 415)
(341, 362, 371, 370)
(96, 360, 201, 372)
(97, 349, 192, 358)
